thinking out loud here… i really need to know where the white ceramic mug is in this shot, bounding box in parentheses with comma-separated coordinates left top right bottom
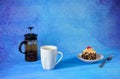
(40, 45, 63, 70)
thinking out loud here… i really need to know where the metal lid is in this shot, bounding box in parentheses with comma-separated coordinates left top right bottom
(24, 33, 37, 40)
(24, 27, 37, 40)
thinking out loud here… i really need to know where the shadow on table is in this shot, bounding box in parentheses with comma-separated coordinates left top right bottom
(55, 57, 90, 69)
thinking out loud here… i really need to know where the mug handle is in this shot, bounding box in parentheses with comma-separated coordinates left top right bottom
(56, 51, 63, 65)
(19, 41, 27, 54)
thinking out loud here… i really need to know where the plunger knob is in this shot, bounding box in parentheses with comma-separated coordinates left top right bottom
(28, 27, 34, 31)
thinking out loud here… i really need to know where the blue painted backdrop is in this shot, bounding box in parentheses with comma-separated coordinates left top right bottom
(0, 0, 120, 64)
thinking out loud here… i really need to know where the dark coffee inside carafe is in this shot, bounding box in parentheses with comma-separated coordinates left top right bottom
(19, 27, 38, 62)
(25, 40, 38, 61)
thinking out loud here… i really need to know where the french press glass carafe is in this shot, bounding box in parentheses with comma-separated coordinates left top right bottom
(19, 27, 38, 62)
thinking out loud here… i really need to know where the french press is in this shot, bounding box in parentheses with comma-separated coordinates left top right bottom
(19, 27, 38, 62)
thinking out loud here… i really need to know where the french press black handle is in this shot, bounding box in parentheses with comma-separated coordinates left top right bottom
(19, 41, 27, 54)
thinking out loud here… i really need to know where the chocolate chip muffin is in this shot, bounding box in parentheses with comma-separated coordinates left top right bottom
(81, 46, 96, 60)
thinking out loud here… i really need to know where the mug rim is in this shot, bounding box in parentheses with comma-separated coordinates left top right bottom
(40, 45, 57, 51)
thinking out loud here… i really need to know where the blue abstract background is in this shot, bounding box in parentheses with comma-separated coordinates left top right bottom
(0, 0, 120, 79)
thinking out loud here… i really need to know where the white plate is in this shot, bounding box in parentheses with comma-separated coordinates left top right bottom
(77, 53, 104, 63)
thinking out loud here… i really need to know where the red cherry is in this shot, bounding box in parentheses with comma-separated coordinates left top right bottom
(87, 46, 91, 49)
